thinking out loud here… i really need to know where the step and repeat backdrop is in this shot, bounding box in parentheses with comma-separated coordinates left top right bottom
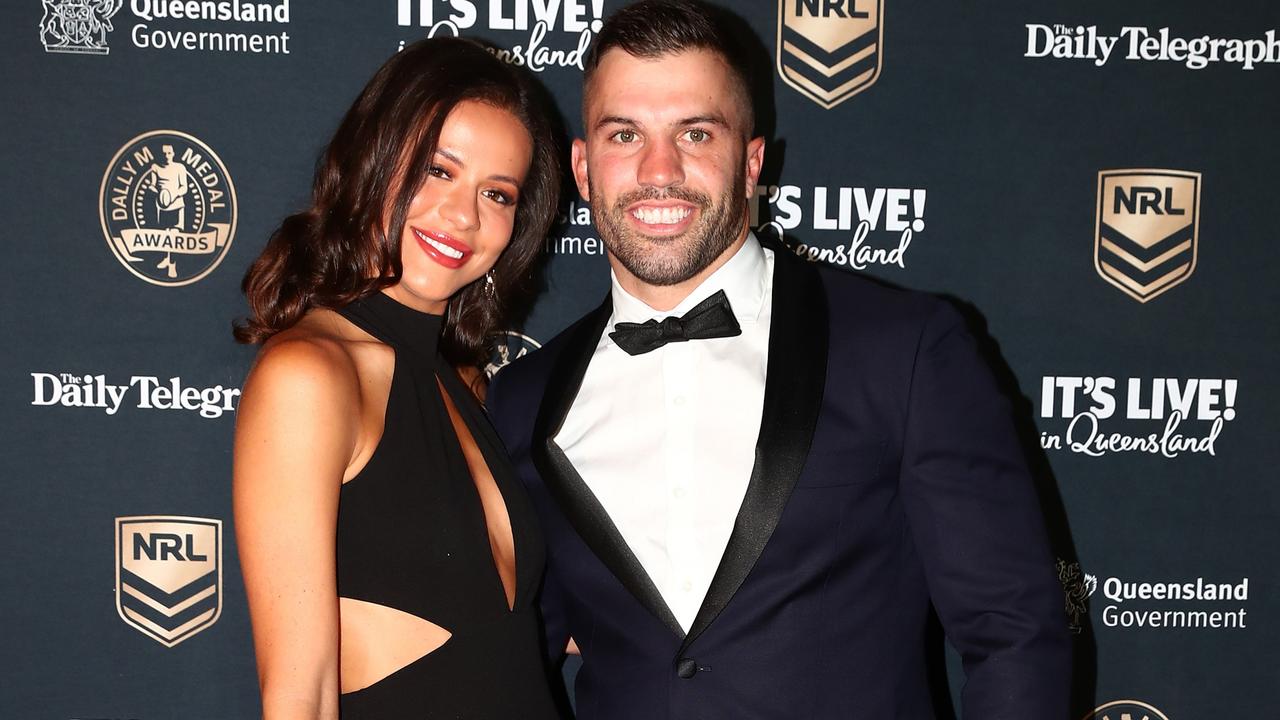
(2, 0, 1276, 718)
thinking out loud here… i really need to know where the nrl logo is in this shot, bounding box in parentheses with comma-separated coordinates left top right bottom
(1056, 559, 1097, 634)
(116, 516, 222, 647)
(1084, 700, 1171, 720)
(777, 0, 884, 109)
(40, 0, 122, 55)
(485, 331, 542, 378)
(1095, 169, 1201, 303)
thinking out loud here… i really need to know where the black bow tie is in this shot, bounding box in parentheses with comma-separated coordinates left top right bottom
(609, 289, 742, 356)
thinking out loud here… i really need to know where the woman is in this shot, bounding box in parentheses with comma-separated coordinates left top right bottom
(232, 38, 561, 719)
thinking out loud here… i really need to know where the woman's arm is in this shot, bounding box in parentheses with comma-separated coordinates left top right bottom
(233, 338, 360, 720)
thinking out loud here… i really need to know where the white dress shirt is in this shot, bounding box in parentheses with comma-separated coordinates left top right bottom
(555, 235, 774, 631)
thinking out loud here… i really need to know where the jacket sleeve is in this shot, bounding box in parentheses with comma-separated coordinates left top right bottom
(898, 300, 1072, 718)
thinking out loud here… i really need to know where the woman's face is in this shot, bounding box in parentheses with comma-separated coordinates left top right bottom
(383, 100, 533, 314)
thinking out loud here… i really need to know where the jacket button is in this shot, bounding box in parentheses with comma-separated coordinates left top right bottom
(676, 658, 698, 679)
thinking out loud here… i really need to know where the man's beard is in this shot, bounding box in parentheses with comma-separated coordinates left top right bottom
(590, 167, 747, 287)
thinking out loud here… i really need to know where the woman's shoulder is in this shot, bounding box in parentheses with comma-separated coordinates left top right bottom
(244, 309, 386, 411)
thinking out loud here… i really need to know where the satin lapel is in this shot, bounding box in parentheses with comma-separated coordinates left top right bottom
(532, 297, 685, 638)
(678, 248, 829, 655)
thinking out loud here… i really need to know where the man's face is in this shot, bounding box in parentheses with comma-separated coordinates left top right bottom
(161, 145, 175, 163)
(574, 49, 764, 289)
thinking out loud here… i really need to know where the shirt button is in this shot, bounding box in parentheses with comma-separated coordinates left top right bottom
(682, 580, 693, 592)
(673, 395, 686, 406)
(673, 487, 685, 499)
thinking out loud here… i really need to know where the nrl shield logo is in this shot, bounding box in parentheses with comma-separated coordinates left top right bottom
(116, 516, 222, 647)
(1095, 169, 1201, 302)
(777, 0, 884, 109)
(1084, 700, 1171, 720)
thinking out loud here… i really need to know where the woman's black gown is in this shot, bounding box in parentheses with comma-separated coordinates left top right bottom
(333, 292, 559, 719)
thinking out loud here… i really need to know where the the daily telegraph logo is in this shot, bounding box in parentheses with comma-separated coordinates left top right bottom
(40, 0, 122, 54)
(116, 516, 222, 647)
(1096, 170, 1201, 302)
(485, 331, 542, 378)
(31, 372, 241, 418)
(395, 0, 602, 72)
(776, 0, 884, 109)
(1085, 700, 1171, 720)
(1096, 575, 1250, 631)
(1039, 376, 1237, 457)
(1026, 24, 1280, 71)
(753, 184, 925, 271)
(99, 130, 237, 286)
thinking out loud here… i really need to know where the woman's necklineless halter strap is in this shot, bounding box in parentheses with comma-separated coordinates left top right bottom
(337, 291, 445, 362)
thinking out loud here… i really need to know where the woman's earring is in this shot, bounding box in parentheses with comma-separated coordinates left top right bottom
(484, 269, 496, 298)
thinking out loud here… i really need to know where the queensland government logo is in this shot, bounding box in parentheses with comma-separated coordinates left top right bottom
(777, 0, 883, 109)
(1056, 559, 1097, 634)
(100, 130, 237, 286)
(115, 516, 222, 647)
(1095, 169, 1201, 302)
(485, 331, 542, 378)
(40, 0, 122, 54)
(1084, 700, 1170, 720)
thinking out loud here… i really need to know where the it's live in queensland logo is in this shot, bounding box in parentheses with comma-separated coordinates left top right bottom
(753, 183, 927, 272)
(395, 0, 603, 72)
(99, 130, 237, 286)
(1038, 375, 1238, 458)
(116, 516, 222, 647)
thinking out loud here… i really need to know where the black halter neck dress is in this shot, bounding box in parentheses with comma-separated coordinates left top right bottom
(333, 292, 559, 719)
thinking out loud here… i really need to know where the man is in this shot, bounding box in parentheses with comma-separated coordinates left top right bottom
(146, 144, 189, 230)
(487, 1, 1071, 717)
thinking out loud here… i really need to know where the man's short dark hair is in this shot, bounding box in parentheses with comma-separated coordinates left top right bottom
(583, 0, 756, 135)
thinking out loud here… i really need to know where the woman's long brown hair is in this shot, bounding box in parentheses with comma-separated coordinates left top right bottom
(233, 37, 560, 369)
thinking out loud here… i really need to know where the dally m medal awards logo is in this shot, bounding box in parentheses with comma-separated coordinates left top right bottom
(100, 130, 237, 286)
(777, 0, 883, 109)
(485, 331, 542, 378)
(116, 516, 222, 647)
(40, 0, 122, 54)
(1084, 700, 1171, 720)
(1095, 169, 1200, 302)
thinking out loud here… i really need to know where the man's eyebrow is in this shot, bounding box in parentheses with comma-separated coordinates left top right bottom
(435, 148, 521, 187)
(596, 115, 637, 129)
(678, 114, 731, 128)
(595, 114, 732, 130)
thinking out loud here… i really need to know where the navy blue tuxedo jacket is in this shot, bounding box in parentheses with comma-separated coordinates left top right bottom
(488, 243, 1071, 719)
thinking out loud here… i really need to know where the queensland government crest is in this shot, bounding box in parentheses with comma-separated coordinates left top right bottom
(777, 0, 884, 109)
(1055, 559, 1097, 634)
(1095, 169, 1201, 302)
(116, 516, 222, 647)
(40, 0, 122, 54)
(99, 130, 238, 286)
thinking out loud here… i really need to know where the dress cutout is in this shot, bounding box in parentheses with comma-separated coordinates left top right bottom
(334, 292, 559, 719)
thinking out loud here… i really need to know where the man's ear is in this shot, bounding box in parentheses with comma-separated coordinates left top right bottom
(743, 136, 766, 199)
(571, 138, 590, 202)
